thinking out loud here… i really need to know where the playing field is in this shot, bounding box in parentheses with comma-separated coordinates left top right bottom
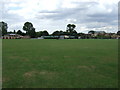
(2, 39, 118, 88)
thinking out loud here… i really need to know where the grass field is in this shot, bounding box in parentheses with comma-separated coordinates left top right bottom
(2, 39, 118, 88)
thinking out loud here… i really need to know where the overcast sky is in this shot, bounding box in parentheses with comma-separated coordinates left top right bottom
(0, 0, 119, 34)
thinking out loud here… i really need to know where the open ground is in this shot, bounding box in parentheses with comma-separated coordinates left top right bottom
(2, 39, 118, 88)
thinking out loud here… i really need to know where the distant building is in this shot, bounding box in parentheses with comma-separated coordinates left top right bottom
(94, 31, 106, 36)
(37, 35, 77, 39)
(22, 35, 30, 39)
(2, 34, 23, 39)
(59, 35, 65, 39)
(38, 36, 44, 39)
(94, 31, 106, 34)
(88, 31, 106, 36)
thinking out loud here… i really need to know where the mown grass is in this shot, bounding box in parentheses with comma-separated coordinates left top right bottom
(2, 39, 118, 88)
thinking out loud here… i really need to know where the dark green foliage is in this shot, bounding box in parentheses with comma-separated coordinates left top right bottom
(0, 21, 8, 36)
(36, 31, 42, 37)
(23, 22, 33, 32)
(13, 30, 16, 34)
(36, 31, 49, 37)
(71, 30, 77, 36)
(52, 31, 61, 36)
(117, 31, 120, 35)
(66, 24, 77, 36)
(52, 30, 67, 36)
(7, 31, 13, 34)
(17, 30, 23, 35)
(66, 24, 76, 33)
(28, 28, 36, 38)
(17, 30, 26, 36)
(88, 30, 95, 34)
(23, 22, 36, 38)
(41, 31, 49, 36)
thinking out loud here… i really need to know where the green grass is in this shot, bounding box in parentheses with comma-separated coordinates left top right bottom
(2, 39, 118, 88)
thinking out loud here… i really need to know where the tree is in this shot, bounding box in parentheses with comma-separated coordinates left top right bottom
(59, 30, 64, 35)
(23, 22, 33, 33)
(36, 31, 42, 37)
(71, 30, 77, 36)
(41, 31, 49, 36)
(52, 31, 61, 36)
(0, 21, 8, 36)
(66, 24, 77, 36)
(77, 33, 86, 39)
(88, 30, 95, 34)
(66, 24, 76, 33)
(8, 31, 13, 34)
(117, 31, 120, 35)
(36, 30, 49, 37)
(13, 30, 16, 34)
(17, 30, 23, 35)
(23, 22, 36, 37)
(29, 28, 36, 38)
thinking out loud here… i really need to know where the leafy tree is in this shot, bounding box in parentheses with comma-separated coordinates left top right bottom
(88, 30, 95, 34)
(23, 22, 36, 37)
(13, 30, 16, 34)
(59, 30, 64, 35)
(41, 30, 49, 36)
(36, 30, 49, 37)
(8, 31, 13, 34)
(23, 22, 33, 33)
(71, 30, 77, 36)
(0, 21, 8, 36)
(21, 32, 26, 36)
(66, 24, 77, 36)
(17, 30, 23, 35)
(77, 33, 86, 39)
(66, 24, 76, 33)
(52, 31, 61, 36)
(29, 28, 36, 38)
(117, 31, 120, 35)
(36, 31, 42, 37)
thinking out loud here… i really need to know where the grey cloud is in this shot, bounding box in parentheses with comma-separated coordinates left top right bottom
(36, 1, 97, 20)
(36, 1, 110, 24)
(36, 0, 117, 29)
(36, 8, 87, 21)
(87, 10, 117, 24)
(1, 0, 118, 33)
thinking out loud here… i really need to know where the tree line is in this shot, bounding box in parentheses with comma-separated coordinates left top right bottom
(0, 21, 120, 39)
(0, 21, 78, 38)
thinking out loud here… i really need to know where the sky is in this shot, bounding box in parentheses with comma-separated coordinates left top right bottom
(0, 0, 119, 34)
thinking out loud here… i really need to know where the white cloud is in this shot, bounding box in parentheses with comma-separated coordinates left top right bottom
(67, 19, 77, 23)
(0, 0, 119, 33)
